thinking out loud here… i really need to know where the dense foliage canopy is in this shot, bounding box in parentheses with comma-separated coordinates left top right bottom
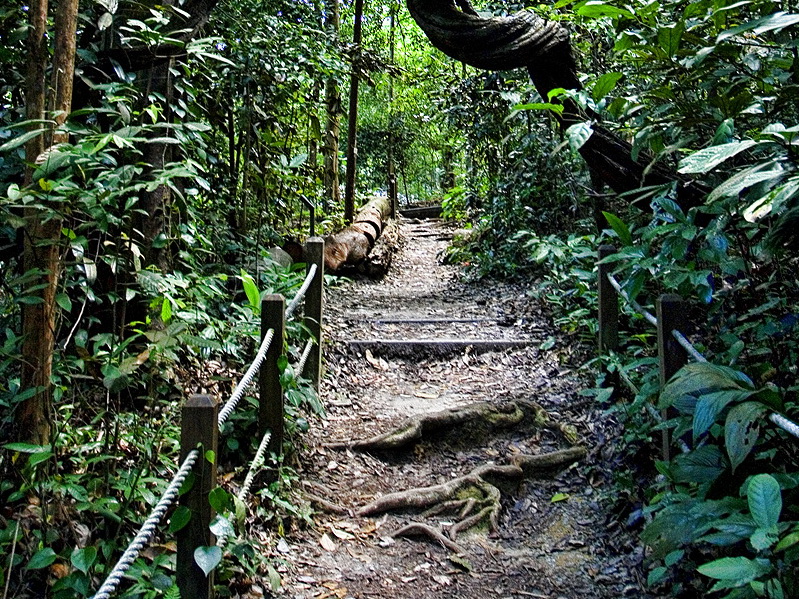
(1, 0, 799, 594)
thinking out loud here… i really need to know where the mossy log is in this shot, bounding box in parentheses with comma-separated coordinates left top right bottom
(324, 196, 392, 273)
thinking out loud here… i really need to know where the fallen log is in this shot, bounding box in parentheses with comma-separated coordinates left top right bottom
(324, 196, 392, 273)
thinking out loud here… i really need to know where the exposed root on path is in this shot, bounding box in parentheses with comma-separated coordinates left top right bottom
(358, 448, 585, 543)
(326, 400, 548, 451)
(392, 522, 465, 554)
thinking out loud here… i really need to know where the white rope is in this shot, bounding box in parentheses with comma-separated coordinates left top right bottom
(218, 329, 275, 427)
(294, 338, 315, 378)
(285, 263, 317, 320)
(215, 430, 273, 549)
(671, 329, 708, 363)
(606, 273, 658, 326)
(769, 413, 799, 440)
(91, 449, 200, 599)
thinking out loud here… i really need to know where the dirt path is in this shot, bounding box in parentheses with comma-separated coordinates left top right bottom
(276, 218, 655, 599)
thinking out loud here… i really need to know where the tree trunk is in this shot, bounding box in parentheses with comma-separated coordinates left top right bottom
(343, 0, 365, 223)
(322, 0, 342, 213)
(17, 0, 79, 445)
(405, 0, 706, 208)
(324, 196, 391, 272)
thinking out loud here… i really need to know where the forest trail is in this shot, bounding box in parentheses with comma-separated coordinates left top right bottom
(276, 218, 655, 599)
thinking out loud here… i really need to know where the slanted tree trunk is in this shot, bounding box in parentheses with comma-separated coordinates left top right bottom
(17, 0, 79, 445)
(405, 0, 706, 208)
(323, 0, 342, 213)
(343, 0, 365, 223)
(324, 196, 391, 272)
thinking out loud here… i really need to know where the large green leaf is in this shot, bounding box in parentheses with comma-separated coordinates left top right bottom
(717, 11, 799, 42)
(693, 389, 754, 442)
(592, 72, 623, 101)
(194, 546, 222, 576)
(708, 164, 785, 202)
(677, 140, 757, 174)
(697, 556, 771, 583)
(671, 445, 725, 484)
(747, 474, 781, 530)
(26, 548, 57, 570)
(660, 363, 754, 410)
(566, 121, 593, 152)
(239, 271, 260, 311)
(71, 547, 97, 574)
(658, 22, 684, 56)
(601, 211, 632, 246)
(576, 1, 634, 18)
(725, 402, 767, 471)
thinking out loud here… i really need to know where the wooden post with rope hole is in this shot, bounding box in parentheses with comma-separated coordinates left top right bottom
(176, 394, 219, 599)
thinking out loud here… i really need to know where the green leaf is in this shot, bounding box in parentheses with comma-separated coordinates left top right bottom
(4, 442, 52, 453)
(577, 1, 634, 19)
(697, 556, 770, 583)
(513, 102, 564, 115)
(161, 297, 172, 323)
(240, 271, 260, 310)
(747, 474, 781, 530)
(725, 402, 767, 471)
(55, 293, 72, 312)
(71, 547, 97, 574)
(169, 506, 192, 533)
(647, 566, 667, 586)
(266, 563, 281, 591)
(658, 22, 685, 56)
(28, 451, 53, 467)
(677, 140, 757, 174)
(693, 390, 754, 442)
(209, 515, 235, 539)
(775, 531, 799, 552)
(194, 545, 222, 576)
(551, 492, 570, 502)
(208, 487, 230, 513)
(591, 72, 623, 102)
(102, 366, 130, 393)
(566, 121, 593, 152)
(601, 211, 632, 246)
(288, 153, 308, 168)
(0, 128, 47, 152)
(708, 165, 784, 202)
(671, 445, 725, 484)
(205, 449, 216, 464)
(717, 11, 799, 42)
(27, 548, 57, 570)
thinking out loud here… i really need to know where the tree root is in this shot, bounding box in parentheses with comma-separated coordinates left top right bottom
(392, 522, 465, 554)
(358, 447, 584, 544)
(326, 400, 548, 451)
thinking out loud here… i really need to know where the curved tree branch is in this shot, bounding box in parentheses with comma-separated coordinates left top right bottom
(406, 0, 707, 208)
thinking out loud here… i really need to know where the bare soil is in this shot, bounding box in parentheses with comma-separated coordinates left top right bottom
(270, 218, 658, 599)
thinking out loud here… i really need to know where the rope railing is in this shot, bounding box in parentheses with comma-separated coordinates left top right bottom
(605, 273, 658, 326)
(295, 338, 315, 378)
(598, 243, 799, 457)
(285, 262, 317, 320)
(92, 449, 200, 599)
(215, 429, 274, 550)
(218, 328, 275, 427)
(90, 238, 326, 599)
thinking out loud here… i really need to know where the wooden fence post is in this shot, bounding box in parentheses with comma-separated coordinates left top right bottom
(260, 295, 285, 457)
(657, 293, 688, 461)
(303, 238, 324, 389)
(597, 245, 618, 354)
(177, 394, 219, 599)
